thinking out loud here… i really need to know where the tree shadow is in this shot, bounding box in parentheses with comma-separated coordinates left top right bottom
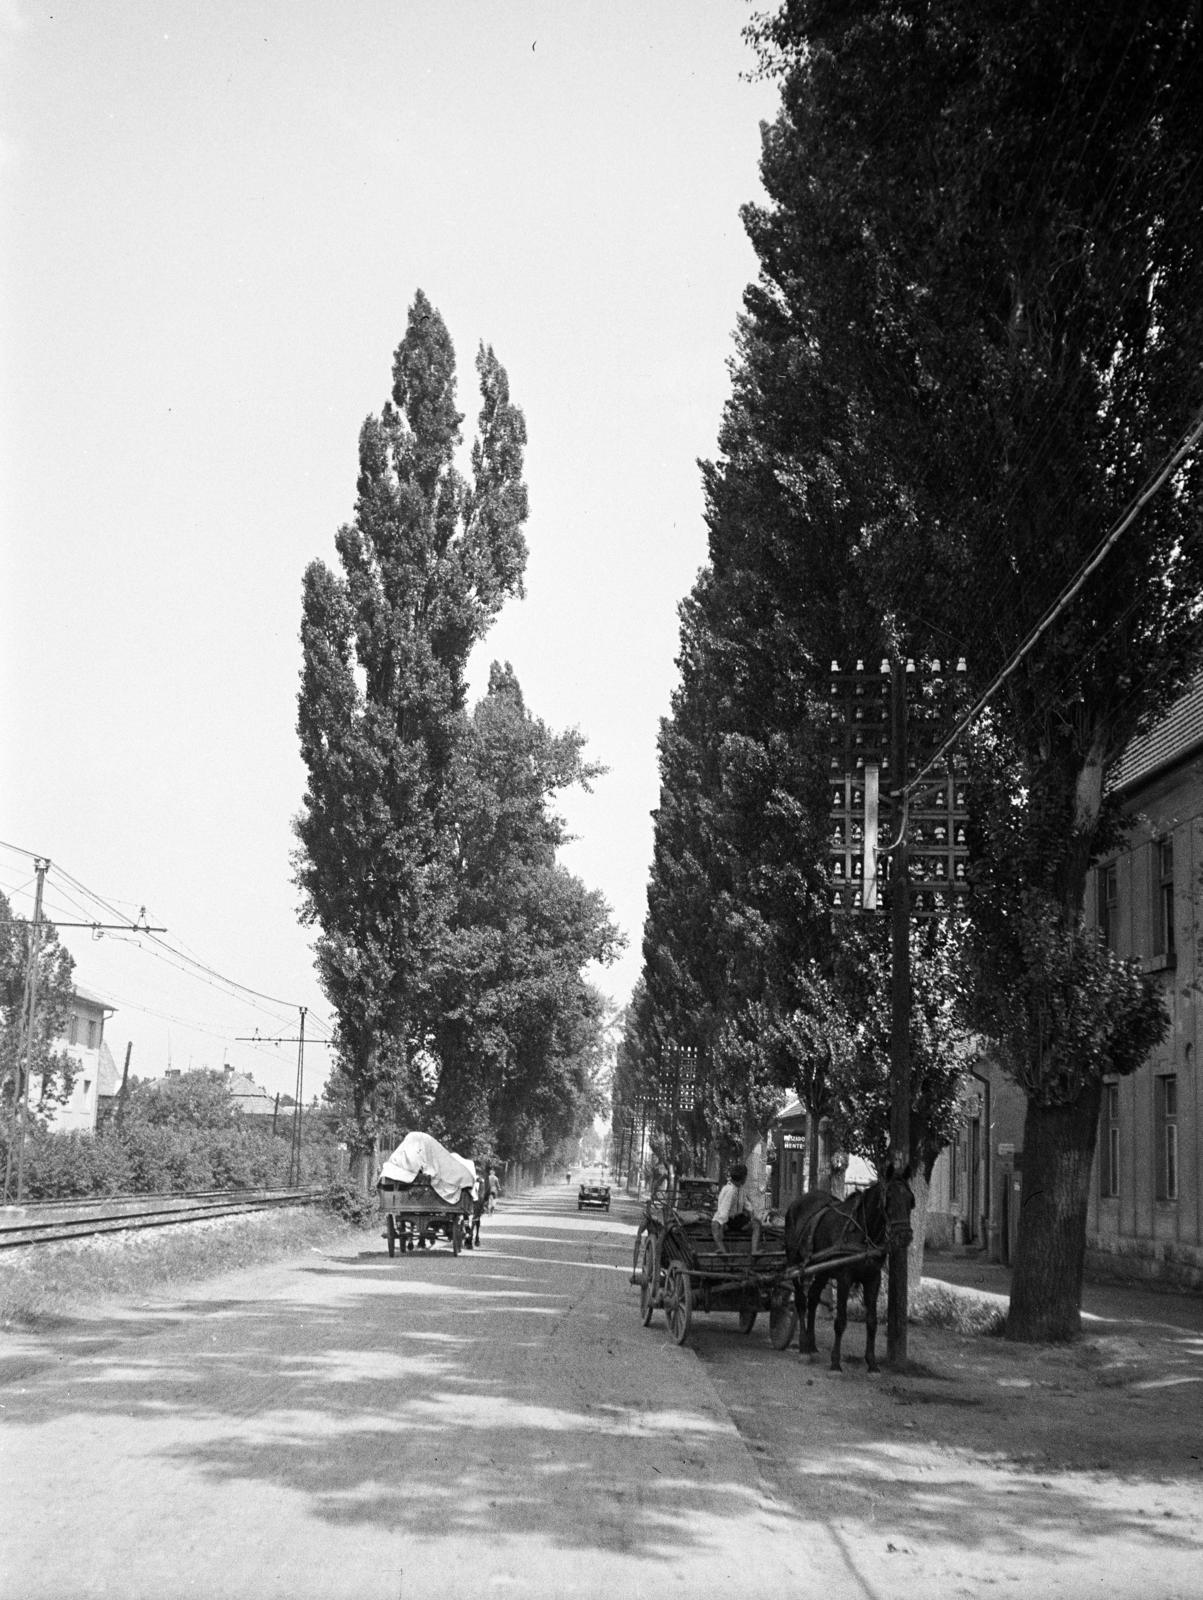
(6, 1217, 1201, 1574)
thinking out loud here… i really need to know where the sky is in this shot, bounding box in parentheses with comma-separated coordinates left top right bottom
(1, 1, 780, 1103)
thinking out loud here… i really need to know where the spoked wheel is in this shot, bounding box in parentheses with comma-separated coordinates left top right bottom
(385, 1214, 397, 1258)
(769, 1289, 799, 1350)
(738, 1305, 758, 1335)
(639, 1236, 660, 1326)
(664, 1260, 693, 1346)
(632, 1222, 648, 1284)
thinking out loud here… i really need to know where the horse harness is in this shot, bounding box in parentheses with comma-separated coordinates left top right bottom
(794, 1185, 890, 1270)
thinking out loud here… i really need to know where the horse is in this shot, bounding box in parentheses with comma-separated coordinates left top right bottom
(783, 1166, 915, 1374)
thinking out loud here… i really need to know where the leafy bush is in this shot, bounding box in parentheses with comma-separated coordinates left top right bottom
(9, 1128, 130, 1198)
(326, 1179, 376, 1227)
(4, 1119, 347, 1201)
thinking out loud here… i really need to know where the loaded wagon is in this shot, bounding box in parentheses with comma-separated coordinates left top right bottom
(379, 1176, 474, 1255)
(376, 1131, 478, 1259)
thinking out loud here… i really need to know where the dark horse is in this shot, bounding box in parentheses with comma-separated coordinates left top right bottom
(783, 1166, 915, 1373)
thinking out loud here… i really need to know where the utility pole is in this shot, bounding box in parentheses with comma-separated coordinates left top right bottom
(115, 1042, 132, 1132)
(237, 1010, 330, 1187)
(4, 858, 49, 1204)
(886, 656, 912, 1367)
(289, 1006, 306, 1187)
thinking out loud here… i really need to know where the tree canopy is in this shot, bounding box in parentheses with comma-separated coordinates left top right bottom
(0, 890, 77, 1125)
(632, 0, 1201, 1339)
(296, 293, 616, 1175)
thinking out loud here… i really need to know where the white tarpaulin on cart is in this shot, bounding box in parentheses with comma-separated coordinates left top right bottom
(379, 1131, 476, 1203)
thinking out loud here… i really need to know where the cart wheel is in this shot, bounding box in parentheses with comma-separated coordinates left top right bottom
(738, 1306, 758, 1335)
(638, 1236, 660, 1326)
(452, 1218, 462, 1256)
(664, 1260, 692, 1346)
(769, 1292, 798, 1350)
(632, 1222, 649, 1283)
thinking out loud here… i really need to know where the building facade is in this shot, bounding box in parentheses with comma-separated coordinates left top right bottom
(938, 675, 1203, 1289)
(1080, 674, 1203, 1289)
(42, 983, 117, 1135)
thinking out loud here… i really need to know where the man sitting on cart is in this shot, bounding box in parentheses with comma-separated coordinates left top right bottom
(711, 1161, 763, 1256)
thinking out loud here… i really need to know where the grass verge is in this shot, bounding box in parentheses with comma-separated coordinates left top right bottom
(911, 1276, 1008, 1335)
(0, 1206, 365, 1332)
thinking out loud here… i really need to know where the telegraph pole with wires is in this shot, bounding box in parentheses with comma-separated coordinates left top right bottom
(237, 1008, 331, 1187)
(4, 857, 48, 1204)
(290, 1007, 306, 1186)
(886, 653, 913, 1366)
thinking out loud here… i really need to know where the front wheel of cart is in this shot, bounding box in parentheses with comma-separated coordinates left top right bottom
(385, 1214, 397, 1258)
(769, 1291, 798, 1350)
(664, 1260, 692, 1346)
(638, 1237, 660, 1326)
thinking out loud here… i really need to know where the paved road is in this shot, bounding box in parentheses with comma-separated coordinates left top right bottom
(6, 1185, 1200, 1600)
(1, 1184, 825, 1600)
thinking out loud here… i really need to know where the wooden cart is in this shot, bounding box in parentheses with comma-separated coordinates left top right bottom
(637, 1195, 887, 1350)
(378, 1177, 474, 1257)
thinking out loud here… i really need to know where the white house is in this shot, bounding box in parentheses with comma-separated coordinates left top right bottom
(43, 983, 117, 1134)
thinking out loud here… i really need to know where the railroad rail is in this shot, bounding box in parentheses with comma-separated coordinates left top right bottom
(0, 1186, 329, 1249)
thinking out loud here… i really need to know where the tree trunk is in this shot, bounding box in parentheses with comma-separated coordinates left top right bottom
(908, 1168, 930, 1286)
(1006, 1078, 1102, 1342)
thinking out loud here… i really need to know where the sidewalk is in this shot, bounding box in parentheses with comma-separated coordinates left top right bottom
(922, 1246, 1203, 1337)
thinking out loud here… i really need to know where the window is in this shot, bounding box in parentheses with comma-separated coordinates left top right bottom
(948, 1135, 959, 1202)
(86, 1019, 98, 1050)
(1098, 863, 1119, 950)
(1155, 1075, 1179, 1201)
(68, 1013, 79, 1046)
(1156, 837, 1175, 957)
(1100, 1083, 1120, 1199)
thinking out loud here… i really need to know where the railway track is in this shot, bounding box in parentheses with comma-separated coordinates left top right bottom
(0, 1186, 329, 1248)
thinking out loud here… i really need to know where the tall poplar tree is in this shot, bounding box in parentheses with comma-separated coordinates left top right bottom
(428, 662, 620, 1160)
(741, 1, 1203, 1337)
(295, 292, 528, 1178)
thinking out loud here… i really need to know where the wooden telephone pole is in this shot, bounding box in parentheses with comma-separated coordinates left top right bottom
(886, 653, 913, 1367)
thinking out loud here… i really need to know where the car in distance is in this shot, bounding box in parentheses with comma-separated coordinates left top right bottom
(577, 1169, 611, 1211)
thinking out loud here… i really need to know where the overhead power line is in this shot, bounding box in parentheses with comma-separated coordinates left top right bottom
(900, 396, 1203, 800)
(0, 842, 333, 1042)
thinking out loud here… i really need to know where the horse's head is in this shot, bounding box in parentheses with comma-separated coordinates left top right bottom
(881, 1162, 915, 1248)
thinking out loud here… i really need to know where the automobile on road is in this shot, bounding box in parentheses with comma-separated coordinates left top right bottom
(578, 1170, 611, 1211)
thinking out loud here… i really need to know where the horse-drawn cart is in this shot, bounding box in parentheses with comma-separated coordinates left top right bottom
(638, 1199, 799, 1348)
(636, 1176, 894, 1351)
(376, 1131, 478, 1259)
(379, 1177, 475, 1256)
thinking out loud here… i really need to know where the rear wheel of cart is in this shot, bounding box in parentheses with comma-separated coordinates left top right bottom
(385, 1214, 397, 1258)
(664, 1260, 692, 1346)
(769, 1289, 798, 1350)
(638, 1236, 660, 1326)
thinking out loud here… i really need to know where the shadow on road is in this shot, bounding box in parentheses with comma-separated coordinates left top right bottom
(3, 1188, 1200, 1574)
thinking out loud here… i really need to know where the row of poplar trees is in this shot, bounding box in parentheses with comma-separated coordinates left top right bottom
(294, 292, 620, 1185)
(630, 1, 1203, 1341)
